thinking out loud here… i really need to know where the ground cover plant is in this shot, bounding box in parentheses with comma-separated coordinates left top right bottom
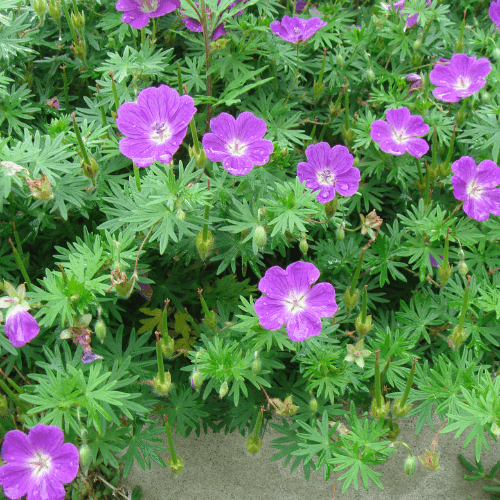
(0, 0, 500, 498)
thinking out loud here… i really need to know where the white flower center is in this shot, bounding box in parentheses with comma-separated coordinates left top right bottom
(29, 451, 52, 477)
(141, 0, 158, 13)
(316, 168, 335, 186)
(466, 180, 483, 199)
(354, 350, 361, 356)
(454, 76, 470, 90)
(285, 291, 307, 313)
(227, 139, 247, 157)
(150, 121, 172, 144)
(293, 27, 302, 34)
(392, 129, 408, 144)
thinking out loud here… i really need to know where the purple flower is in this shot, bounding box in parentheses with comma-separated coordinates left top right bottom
(429, 53, 491, 103)
(254, 262, 337, 342)
(490, 0, 500, 32)
(116, 0, 180, 29)
(294, 0, 321, 15)
(4, 305, 40, 348)
(296, 143, 360, 204)
(370, 107, 429, 158)
(0, 424, 79, 500)
(116, 85, 196, 168)
(270, 16, 327, 44)
(451, 156, 500, 222)
(202, 111, 274, 175)
(429, 254, 441, 267)
(381, 0, 431, 30)
(406, 73, 422, 94)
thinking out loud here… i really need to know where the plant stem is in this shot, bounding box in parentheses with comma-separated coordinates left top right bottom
(133, 163, 141, 192)
(285, 44, 300, 103)
(62, 66, 70, 113)
(374, 350, 382, 408)
(399, 358, 418, 408)
(457, 275, 471, 333)
(165, 419, 178, 464)
(8, 239, 31, 290)
(60, 0, 79, 46)
(156, 334, 165, 384)
(71, 112, 91, 165)
(361, 285, 368, 323)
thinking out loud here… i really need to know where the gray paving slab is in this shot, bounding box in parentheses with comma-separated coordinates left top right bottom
(120, 415, 498, 500)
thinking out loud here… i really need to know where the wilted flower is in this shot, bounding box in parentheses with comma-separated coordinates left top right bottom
(3, 305, 40, 348)
(297, 142, 360, 204)
(45, 97, 59, 109)
(254, 261, 337, 342)
(115, 0, 180, 29)
(381, 0, 431, 30)
(116, 85, 196, 168)
(344, 339, 371, 368)
(429, 53, 491, 103)
(418, 450, 440, 471)
(406, 73, 422, 94)
(26, 174, 53, 201)
(370, 107, 429, 158)
(451, 156, 500, 221)
(429, 254, 442, 267)
(490, 1, 500, 33)
(270, 16, 327, 44)
(360, 210, 383, 239)
(0, 424, 79, 500)
(202, 111, 274, 175)
(294, 0, 321, 15)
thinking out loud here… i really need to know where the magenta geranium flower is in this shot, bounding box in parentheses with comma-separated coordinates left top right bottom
(490, 1, 500, 32)
(202, 111, 274, 175)
(4, 305, 40, 348)
(0, 424, 79, 500)
(296, 143, 360, 204)
(407, 73, 423, 94)
(381, 0, 431, 29)
(451, 156, 500, 222)
(270, 16, 327, 44)
(370, 107, 429, 158)
(254, 262, 337, 342)
(429, 54, 491, 103)
(116, 85, 196, 168)
(116, 0, 180, 29)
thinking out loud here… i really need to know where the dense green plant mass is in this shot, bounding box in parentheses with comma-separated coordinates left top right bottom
(0, 0, 500, 498)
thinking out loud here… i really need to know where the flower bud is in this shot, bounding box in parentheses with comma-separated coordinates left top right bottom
(81, 157, 98, 181)
(167, 456, 184, 475)
(71, 10, 85, 32)
(72, 39, 86, 59)
(371, 396, 390, 419)
(336, 224, 345, 241)
(0, 394, 8, 414)
(160, 335, 175, 357)
(309, 397, 318, 414)
(355, 312, 373, 336)
(404, 455, 417, 476)
(94, 319, 106, 343)
(449, 325, 466, 349)
(176, 209, 186, 221)
(219, 381, 229, 399)
(203, 310, 217, 330)
(190, 370, 203, 391)
(344, 288, 359, 310)
(252, 352, 261, 376)
(196, 229, 214, 258)
(366, 69, 375, 83)
(253, 226, 267, 252)
(324, 199, 338, 219)
(246, 435, 262, 455)
(153, 371, 172, 395)
(413, 38, 421, 51)
(481, 91, 490, 104)
(336, 53, 344, 67)
(276, 396, 298, 417)
(313, 80, 325, 100)
(33, 0, 47, 18)
(491, 422, 500, 437)
(79, 444, 92, 471)
(48, 0, 61, 21)
(392, 398, 411, 418)
(299, 233, 308, 256)
(493, 47, 500, 61)
(455, 39, 464, 53)
(438, 262, 452, 286)
(26, 174, 53, 201)
(458, 260, 468, 277)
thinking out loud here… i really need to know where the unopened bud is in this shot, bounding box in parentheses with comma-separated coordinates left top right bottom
(252, 352, 262, 375)
(392, 398, 411, 418)
(160, 335, 175, 357)
(26, 174, 53, 201)
(246, 435, 262, 455)
(366, 69, 375, 83)
(404, 455, 417, 476)
(71, 39, 86, 59)
(344, 288, 359, 310)
(190, 370, 203, 391)
(449, 325, 466, 349)
(153, 372, 172, 395)
(167, 456, 184, 475)
(299, 234, 308, 256)
(48, 0, 61, 21)
(203, 310, 217, 330)
(458, 260, 468, 276)
(413, 38, 421, 51)
(219, 381, 229, 398)
(196, 229, 214, 257)
(71, 10, 85, 31)
(94, 319, 106, 343)
(491, 422, 500, 437)
(0, 395, 7, 414)
(336, 53, 344, 67)
(176, 209, 186, 221)
(324, 198, 338, 219)
(309, 397, 318, 414)
(33, 0, 47, 18)
(336, 224, 345, 241)
(493, 47, 500, 61)
(253, 226, 267, 252)
(79, 444, 92, 471)
(81, 157, 98, 181)
(438, 262, 452, 285)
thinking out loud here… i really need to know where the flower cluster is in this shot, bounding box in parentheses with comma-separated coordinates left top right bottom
(254, 261, 337, 342)
(0, 424, 79, 500)
(297, 142, 360, 203)
(116, 85, 196, 168)
(429, 53, 491, 103)
(451, 156, 500, 221)
(270, 15, 327, 44)
(370, 107, 429, 158)
(202, 111, 274, 175)
(115, 0, 180, 29)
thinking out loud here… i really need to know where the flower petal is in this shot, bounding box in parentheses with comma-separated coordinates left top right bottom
(304, 142, 331, 169)
(285, 261, 320, 295)
(235, 112, 267, 144)
(0, 462, 31, 499)
(306, 282, 337, 318)
(254, 296, 288, 330)
(286, 310, 322, 341)
(405, 137, 429, 158)
(335, 167, 361, 196)
(209, 113, 236, 143)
